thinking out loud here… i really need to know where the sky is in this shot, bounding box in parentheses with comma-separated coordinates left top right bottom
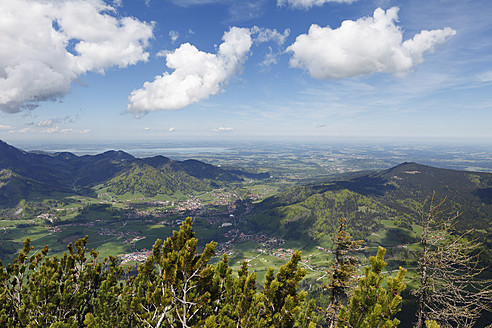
(0, 0, 491, 144)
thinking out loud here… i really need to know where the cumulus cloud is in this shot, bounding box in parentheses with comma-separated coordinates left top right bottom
(127, 27, 252, 114)
(287, 7, 456, 79)
(0, 124, 14, 130)
(0, 0, 154, 113)
(169, 127, 176, 132)
(278, 0, 357, 9)
(213, 127, 234, 132)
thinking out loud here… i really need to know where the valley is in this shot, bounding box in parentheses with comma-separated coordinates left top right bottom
(1, 139, 492, 326)
(2, 140, 491, 281)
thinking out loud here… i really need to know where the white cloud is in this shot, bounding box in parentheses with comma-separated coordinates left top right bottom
(16, 128, 33, 134)
(30, 116, 77, 127)
(169, 30, 180, 43)
(12, 125, 90, 134)
(0, 0, 154, 113)
(249, 27, 289, 69)
(260, 47, 278, 68)
(169, 127, 176, 132)
(278, 0, 357, 10)
(213, 127, 234, 132)
(156, 50, 172, 58)
(251, 26, 290, 45)
(287, 7, 456, 79)
(144, 127, 151, 130)
(0, 124, 14, 130)
(36, 120, 54, 127)
(127, 27, 252, 114)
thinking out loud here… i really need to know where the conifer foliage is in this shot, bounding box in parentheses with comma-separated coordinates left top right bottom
(0, 237, 125, 327)
(322, 217, 364, 327)
(0, 218, 317, 328)
(336, 247, 407, 328)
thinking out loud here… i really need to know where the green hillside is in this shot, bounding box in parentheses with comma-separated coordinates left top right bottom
(106, 162, 209, 197)
(249, 162, 492, 245)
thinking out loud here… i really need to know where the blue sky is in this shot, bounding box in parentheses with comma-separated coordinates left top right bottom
(0, 0, 491, 143)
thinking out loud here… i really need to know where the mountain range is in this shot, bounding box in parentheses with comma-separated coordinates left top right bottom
(0, 140, 268, 206)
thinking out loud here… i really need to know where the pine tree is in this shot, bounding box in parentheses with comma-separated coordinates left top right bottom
(0, 237, 123, 327)
(336, 247, 407, 328)
(212, 258, 261, 327)
(259, 250, 317, 328)
(129, 217, 218, 327)
(1, 217, 318, 327)
(323, 217, 364, 328)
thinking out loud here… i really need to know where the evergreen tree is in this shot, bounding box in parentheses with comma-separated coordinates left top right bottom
(336, 247, 407, 328)
(128, 217, 217, 327)
(212, 258, 262, 327)
(322, 217, 364, 328)
(0, 237, 123, 327)
(259, 250, 317, 328)
(1, 217, 318, 327)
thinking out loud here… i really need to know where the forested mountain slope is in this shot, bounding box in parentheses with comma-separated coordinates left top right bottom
(249, 162, 492, 243)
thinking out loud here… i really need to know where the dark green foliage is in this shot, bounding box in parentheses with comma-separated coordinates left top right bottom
(106, 162, 209, 197)
(250, 162, 492, 245)
(336, 247, 407, 328)
(322, 218, 365, 327)
(259, 250, 316, 327)
(0, 237, 125, 327)
(128, 217, 217, 326)
(211, 258, 261, 327)
(0, 217, 316, 327)
(251, 189, 387, 240)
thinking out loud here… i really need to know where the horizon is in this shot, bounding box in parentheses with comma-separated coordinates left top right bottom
(6, 135, 492, 148)
(1, 0, 491, 141)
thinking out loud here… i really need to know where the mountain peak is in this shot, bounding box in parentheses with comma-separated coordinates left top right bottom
(98, 150, 135, 161)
